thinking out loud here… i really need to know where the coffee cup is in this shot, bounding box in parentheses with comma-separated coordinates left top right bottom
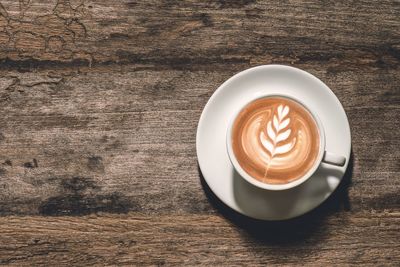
(226, 94, 346, 191)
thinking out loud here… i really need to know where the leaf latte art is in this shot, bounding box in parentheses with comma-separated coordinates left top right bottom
(231, 97, 320, 184)
(260, 105, 295, 158)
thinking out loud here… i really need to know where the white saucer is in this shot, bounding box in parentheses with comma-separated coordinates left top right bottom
(196, 65, 351, 220)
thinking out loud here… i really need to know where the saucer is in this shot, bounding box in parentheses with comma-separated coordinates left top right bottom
(196, 65, 351, 220)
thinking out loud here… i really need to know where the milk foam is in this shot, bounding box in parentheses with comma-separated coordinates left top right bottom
(232, 97, 320, 184)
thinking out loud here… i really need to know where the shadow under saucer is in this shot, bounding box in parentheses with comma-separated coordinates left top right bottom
(199, 150, 353, 244)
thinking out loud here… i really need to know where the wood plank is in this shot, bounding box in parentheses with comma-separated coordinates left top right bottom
(0, 68, 399, 215)
(0, 0, 399, 70)
(0, 212, 399, 266)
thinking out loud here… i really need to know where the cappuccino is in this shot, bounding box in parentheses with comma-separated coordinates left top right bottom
(231, 96, 320, 184)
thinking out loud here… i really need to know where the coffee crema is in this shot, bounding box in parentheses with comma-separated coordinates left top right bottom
(231, 97, 320, 184)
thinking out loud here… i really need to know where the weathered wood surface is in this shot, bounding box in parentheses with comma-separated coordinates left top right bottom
(0, 0, 399, 265)
(0, 212, 399, 266)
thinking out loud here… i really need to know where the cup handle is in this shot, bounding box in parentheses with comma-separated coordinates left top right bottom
(322, 151, 346, 166)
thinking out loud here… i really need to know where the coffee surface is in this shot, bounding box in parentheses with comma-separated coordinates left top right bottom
(231, 97, 320, 184)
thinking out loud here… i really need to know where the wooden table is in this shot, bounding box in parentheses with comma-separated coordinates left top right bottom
(0, 1, 399, 265)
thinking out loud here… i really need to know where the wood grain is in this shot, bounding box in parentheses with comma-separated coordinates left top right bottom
(0, 212, 399, 266)
(0, 0, 399, 265)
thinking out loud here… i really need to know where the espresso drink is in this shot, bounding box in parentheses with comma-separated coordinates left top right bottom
(231, 97, 320, 184)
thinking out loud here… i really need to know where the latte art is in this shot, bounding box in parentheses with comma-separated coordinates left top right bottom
(231, 97, 320, 184)
(260, 105, 295, 159)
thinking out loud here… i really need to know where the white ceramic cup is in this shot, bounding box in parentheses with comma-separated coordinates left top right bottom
(226, 94, 346, 191)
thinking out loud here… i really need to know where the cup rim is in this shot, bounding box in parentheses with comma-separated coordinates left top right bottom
(226, 93, 326, 191)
